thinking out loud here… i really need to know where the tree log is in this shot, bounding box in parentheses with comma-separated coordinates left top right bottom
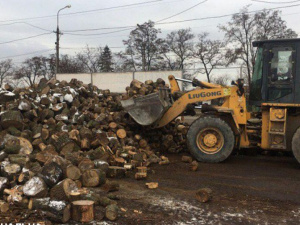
(66, 164, 82, 180)
(18, 99, 31, 111)
(4, 138, 20, 154)
(105, 204, 119, 221)
(116, 129, 126, 139)
(139, 139, 148, 148)
(81, 138, 90, 150)
(130, 79, 143, 89)
(82, 169, 106, 187)
(0, 200, 9, 213)
(1, 163, 21, 180)
(72, 200, 94, 223)
(29, 197, 71, 223)
(109, 122, 117, 129)
(0, 177, 9, 196)
(107, 166, 125, 178)
(18, 137, 33, 155)
(182, 155, 193, 163)
(189, 160, 199, 171)
(50, 132, 73, 152)
(35, 145, 58, 163)
(1, 111, 23, 130)
(101, 181, 120, 192)
(18, 169, 34, 184)
(94, 160, 109, 172)
(9, 154, 28, 167)
(40, 162, 63, 187)
(23, 177, 48, 198)
(78, 158, 94, 172)
(195, 188, 212, 203)
(50, 178, 78, 201)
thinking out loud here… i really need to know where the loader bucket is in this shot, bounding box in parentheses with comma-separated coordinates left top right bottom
(121, 88, 172, 126)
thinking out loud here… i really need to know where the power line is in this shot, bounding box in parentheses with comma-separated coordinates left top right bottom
(155, 3, 300, 25)
(61, 46, 125, 50)
(0, 22, 52, 32)
(64, 26, 136, 33)
(0, 32, 53, 45)
(0, 0, 164, 23)
(63, 0, 209, 34)
(0, 49, 54, 60)
(251, 0, 300, 4)
(62, 3, 300, 37)
(156, 0, 208, 22)
(64, 28, 132, 36)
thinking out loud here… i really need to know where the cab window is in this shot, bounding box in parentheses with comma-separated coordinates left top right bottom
(269, 47, 293, 83)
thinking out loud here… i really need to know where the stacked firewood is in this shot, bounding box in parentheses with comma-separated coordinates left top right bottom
(122, 78, 168, 99)
(0, 77, 188, 223)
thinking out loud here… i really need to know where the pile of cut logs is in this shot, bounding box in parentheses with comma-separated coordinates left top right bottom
(0, 77, 188, 223)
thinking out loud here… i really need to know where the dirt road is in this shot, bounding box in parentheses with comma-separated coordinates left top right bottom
(113, 153, 300, 225)
(5, 153, 300, 224)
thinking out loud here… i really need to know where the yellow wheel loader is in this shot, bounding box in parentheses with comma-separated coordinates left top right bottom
(122, 38, 300, 163)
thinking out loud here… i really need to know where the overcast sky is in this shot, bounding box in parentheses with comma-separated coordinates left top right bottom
(0, 0, 299, 68)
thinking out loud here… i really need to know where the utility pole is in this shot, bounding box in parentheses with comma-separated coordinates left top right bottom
(55, 5, 71, 77)
(55, 25, 60, 76)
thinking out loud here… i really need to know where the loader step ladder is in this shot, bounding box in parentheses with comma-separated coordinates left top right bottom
(268, 107, 287, 149)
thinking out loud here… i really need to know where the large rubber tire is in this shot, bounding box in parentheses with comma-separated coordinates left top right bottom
(187, 116, 235, 163)
(292, 127, 300, 163)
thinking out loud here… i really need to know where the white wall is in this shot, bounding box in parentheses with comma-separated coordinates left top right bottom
(92, 72, 132, 92)
(56, 71, 182, 93)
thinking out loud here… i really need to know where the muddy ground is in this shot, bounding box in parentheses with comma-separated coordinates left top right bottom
(2, 153, 300, 224)
(112, 153, 300, 225)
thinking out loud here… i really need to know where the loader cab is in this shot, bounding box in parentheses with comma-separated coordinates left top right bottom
(249, 38, 300, 107)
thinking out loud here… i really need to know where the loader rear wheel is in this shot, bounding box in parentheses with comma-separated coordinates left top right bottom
(187, 116, 234, 163)
(292, 127, 300, 163)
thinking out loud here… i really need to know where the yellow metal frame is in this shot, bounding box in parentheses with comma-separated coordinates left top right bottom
(157, 75, 251, 147)
(157, 86, 232, 127)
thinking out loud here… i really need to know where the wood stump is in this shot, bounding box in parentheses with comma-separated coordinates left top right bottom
(72, 200, 94, 223)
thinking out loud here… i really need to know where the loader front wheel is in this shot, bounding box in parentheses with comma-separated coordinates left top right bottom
(292, 127, 300, 163)
(187, 116, 235, 163)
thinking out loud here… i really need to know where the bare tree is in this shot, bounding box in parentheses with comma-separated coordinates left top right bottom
(14, 56, 53, 86)
(211, 74, 231, 86)
(39, 56, 54, 79)
(0, 59, 13, 87)
(219, 7, 297, 86)
(76, 45, 102, 73)
(123, 20, 164, 71)
(193, 32, 225, 83)
(14, 66, 35, 86)
(56, 54, 85, 74)
(113, 52, 135, 72)
(164, 28, 194, 71)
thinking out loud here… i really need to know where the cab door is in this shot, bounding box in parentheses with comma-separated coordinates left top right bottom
(265, 44, 296, 103)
